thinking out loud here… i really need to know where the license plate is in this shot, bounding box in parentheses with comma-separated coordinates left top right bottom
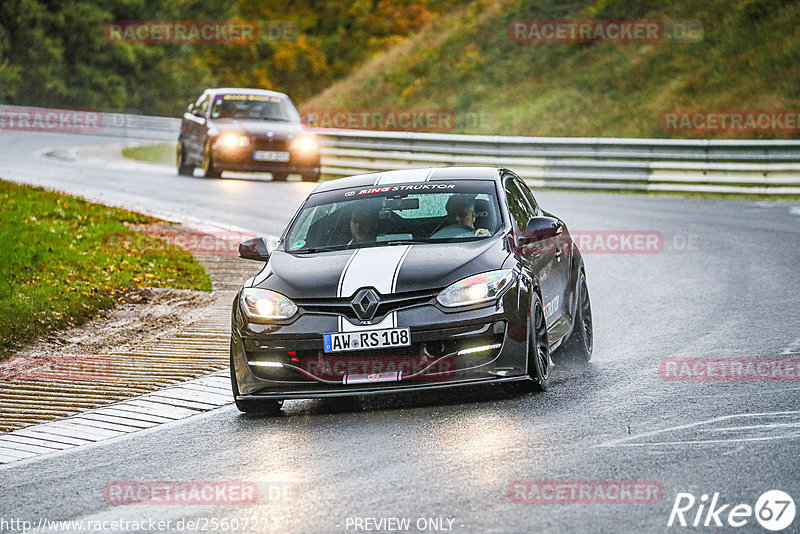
(323, 327, 410, 353)
(253, 150, 290, 162)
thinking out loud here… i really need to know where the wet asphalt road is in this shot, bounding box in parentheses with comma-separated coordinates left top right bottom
(1, 131, 799, 533)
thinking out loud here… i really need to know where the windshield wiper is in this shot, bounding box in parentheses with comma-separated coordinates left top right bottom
(378, 239, 433, 246)
(289, 245, 351, 254)
(289, 247, 328, 254)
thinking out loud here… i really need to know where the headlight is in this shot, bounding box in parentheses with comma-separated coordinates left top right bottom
(289, 135, 318, 153)
(217, 133, 249, 148)
(436, 270, 515, 308)
(241, 288, 298, 320)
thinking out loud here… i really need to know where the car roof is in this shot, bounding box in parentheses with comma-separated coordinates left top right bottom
(312, 167, 507, 193)
(204, 87, 289, 99)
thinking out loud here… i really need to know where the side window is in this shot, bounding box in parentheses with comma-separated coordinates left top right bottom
(504, 179, 531, 231)
(516, 179, 539, 215)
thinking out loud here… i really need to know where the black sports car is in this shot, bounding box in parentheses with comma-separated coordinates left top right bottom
(176, 88, 321, 181)
(230, 166, 592, 414)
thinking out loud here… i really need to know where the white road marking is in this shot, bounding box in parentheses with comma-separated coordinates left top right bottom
(781, 337, 800, 354)
(596, 411, 800, 448)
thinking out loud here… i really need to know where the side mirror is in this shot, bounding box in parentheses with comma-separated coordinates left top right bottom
(192, 108, 205, 118)
(513, 216, 563, 254)
(524, 216, 562, 239)
(239, 237, 270, 261)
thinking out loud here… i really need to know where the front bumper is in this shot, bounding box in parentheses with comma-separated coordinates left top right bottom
(230, 287, 531, 399)
(211, 145, 320, 175)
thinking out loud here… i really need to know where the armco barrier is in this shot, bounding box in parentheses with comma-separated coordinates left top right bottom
(314, 129, 800, 195)
(4, 105, 798, 194)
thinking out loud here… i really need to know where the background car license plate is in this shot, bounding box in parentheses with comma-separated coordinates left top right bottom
(324, 327, 410, 353)
(253, 150, 290, 162)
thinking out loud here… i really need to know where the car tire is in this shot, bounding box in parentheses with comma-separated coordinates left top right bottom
(520, 291, 551, 392)
(203, 141, 222, 178)
(272, 172, 289, 182)
(301, 171, 320, 182)
(230, 349, 283, 415)
(560, 272, 593, 362)
(176, 142, 194, 176)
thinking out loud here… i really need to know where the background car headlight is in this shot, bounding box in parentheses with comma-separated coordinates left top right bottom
(289, 135, 318, 153)
(241, 288, 298, 320)
(218, 133, 249, 148)
(436, 270, 515, 308)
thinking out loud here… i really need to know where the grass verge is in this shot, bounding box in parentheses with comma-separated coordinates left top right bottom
(122, 144, 175, 165)
(0, 179, 212, 358)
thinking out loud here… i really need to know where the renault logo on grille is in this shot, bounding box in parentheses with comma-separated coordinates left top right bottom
(351, 288, 380, 321)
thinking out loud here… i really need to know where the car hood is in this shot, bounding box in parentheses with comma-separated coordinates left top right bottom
(249, 238, 511, 299)
(208, 119, 306, 138)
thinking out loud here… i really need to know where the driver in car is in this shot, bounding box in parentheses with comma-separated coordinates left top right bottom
(348, 206, 379, 244)
(431, 194, 491, 238)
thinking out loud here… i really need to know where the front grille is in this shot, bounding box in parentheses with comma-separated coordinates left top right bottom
(252, 138, 289, 151)
(294, 289, 439, 322)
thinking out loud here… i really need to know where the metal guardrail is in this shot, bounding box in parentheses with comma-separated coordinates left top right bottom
(315, 130, 800, 195)
(101, 113, 181, 141)
(4, 105, 799, 194)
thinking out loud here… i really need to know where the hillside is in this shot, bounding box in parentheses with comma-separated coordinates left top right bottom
(302, 0, 800, 138)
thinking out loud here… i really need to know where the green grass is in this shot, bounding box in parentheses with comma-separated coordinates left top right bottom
(122, 144, 175, 165)
(0, 179, 211, 358)
(303, 0, 800, 139)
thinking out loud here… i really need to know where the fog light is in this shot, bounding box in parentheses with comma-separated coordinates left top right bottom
(248, 361, 283, 368)
(457, 343, 502, 356)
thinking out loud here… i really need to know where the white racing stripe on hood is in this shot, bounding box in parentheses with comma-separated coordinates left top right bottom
(337, 245, 412, 332)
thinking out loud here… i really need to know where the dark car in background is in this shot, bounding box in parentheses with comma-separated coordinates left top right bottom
(176, 88, 321, 181)
(230, 166, 593, 414)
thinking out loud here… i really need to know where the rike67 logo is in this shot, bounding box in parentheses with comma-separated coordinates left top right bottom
(668, 490, 795, 531)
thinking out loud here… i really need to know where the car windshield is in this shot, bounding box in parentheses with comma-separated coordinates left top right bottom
(284, 180, 502, 253)
(210, 94, 300, 122)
